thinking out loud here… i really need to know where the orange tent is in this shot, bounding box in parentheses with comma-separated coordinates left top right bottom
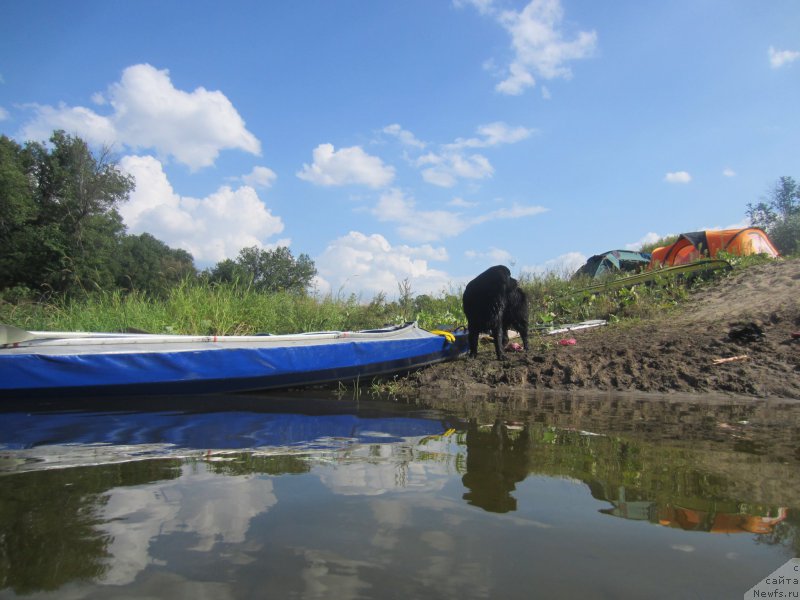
(657, 505, 787, 534)
(649, 227, 779, 267)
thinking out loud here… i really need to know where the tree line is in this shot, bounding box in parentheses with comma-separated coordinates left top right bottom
(0, 131, 316, 301)
(1, 130, 796, 303)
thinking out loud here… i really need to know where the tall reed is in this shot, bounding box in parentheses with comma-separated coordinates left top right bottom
(1, 279, 466, 334)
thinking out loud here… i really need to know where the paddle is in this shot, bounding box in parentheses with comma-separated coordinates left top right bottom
(0, 323, 412, 347)
(0, 324, 93, 345)
(0, 325, 225, 346)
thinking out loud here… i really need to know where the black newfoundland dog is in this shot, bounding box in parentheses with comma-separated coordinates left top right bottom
(462, 265, 529, 359)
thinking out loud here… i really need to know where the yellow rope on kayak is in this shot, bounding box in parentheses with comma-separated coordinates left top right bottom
(428, 329, 456, 343)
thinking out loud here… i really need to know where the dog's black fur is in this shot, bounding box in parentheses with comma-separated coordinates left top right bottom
(462, 265, 529, 359)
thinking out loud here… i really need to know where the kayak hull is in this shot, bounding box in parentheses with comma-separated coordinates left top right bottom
(0, 323, 467, 399)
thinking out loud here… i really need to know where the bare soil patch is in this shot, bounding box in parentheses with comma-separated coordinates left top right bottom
(408, 258, 800, 399)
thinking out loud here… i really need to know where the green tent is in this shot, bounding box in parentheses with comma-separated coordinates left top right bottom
(572, 250, 652, 279)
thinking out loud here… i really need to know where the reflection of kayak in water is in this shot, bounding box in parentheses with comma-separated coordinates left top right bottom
(0, 404, 454, 472)
(0, 409, 449, 450)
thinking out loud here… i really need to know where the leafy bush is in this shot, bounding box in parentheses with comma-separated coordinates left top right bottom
(748, 176, 800, 255)
(639, 235, 679, 255)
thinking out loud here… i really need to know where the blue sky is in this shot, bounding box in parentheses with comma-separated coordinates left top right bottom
(1, 1, 798, 298)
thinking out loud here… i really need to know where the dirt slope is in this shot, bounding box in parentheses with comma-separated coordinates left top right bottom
(410, 258, 800, 399)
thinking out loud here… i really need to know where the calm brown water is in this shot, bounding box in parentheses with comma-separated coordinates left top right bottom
(0, 392, 798, 599)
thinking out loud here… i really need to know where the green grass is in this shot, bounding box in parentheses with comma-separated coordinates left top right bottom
(0, 280, 464, 335)
(0, 255, 779, 335)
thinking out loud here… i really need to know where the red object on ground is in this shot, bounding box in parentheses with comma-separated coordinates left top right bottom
(791, 332, 800, 339)
(558, 338, 577, 346)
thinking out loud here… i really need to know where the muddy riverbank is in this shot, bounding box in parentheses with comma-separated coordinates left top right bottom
(409, 258, 800, 399)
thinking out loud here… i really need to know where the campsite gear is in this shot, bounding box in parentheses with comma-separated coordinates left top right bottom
(544, 320, 607, 335)
(0, 322, 467, 399)
(572, 250, 652, 279)
(649, 228, 779, 267)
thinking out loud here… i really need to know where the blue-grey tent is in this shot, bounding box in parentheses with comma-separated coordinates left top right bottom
(572, 250, 652, 279)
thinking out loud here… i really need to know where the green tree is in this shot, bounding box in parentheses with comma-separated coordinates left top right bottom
(115, 233, 196, 297)
(0, 131, 135, 296)
(747, 176, 800, 255)
(212, 246, 317, 293)
(0, 136, 39, 292)
(0, 136, 35, 232)
(204, 258, 245, 285)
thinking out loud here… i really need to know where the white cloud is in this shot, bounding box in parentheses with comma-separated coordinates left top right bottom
(497, 63, 536, 95)
(242, 165, 277, 189)
(448, 121, 536, 149)
(494, 0, 597, 95)
(625, 232, 663, 251)
(664, 171, 691, 184)
(382, 124, 426, 149)
(725, 218, 750, 230)
(418, 151, 494, 187)
(315, 231, 451, 298)
(119, 155, 285, 264)
(453, 0, 494, 16)
(521, 251, 586, 278)
(371, 188, 547, 243)
(19, 63, 261, 170)
(20, 103, 117, 146)
(448, 197, 479, 208)
(472, 203, 548, 223)
(723, 168, 736, 177)
(297, 143, 395, 188)
(0, 106, 8, 121)
(384, 122, 532, 188)
(464, 246, 514, 264)
(768, 46, 800, 69)
(372, 189, 471, 242)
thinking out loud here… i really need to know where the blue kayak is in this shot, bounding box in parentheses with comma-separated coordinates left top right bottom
(0, 322, 467, 399)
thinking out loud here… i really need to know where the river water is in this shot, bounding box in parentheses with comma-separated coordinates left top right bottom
(0, 391, 798, 599)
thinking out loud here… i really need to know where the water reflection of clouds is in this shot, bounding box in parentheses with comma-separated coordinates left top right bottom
(297, 548, 373, 600)
(98, 464, 276, 585)
(45, 571, 238, 600)
(369, 500, 408, 551)
(314, 438, 461, 496)
(415, 553, 490, 599)
(293, 438, 484, 599)
(369, 499, 491, 598)
(3, 411, 791, 600)
(293, 498, 493, 599)
(91, 437, 454, 588)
